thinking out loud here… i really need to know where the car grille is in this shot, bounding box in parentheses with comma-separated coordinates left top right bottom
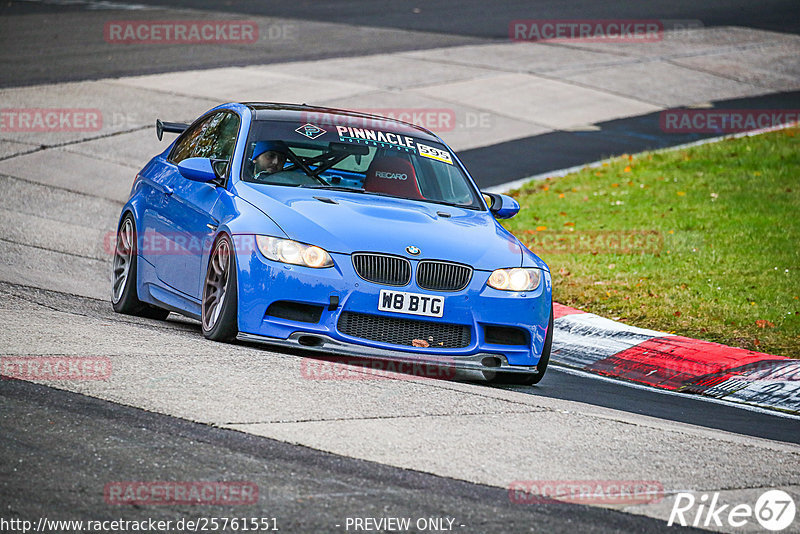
(338, 312, 471, 348)
(416, 261, 473, 292)
(352, 253, 411, 286)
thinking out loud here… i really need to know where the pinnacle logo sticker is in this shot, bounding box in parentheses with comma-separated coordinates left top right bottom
(417, 143, 453, 165)
(335, 125, 416, 153)
(295, 123, 327, 139)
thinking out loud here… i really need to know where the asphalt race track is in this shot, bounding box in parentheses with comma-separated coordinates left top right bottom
(1, 378, 696, 533)
(1, 2, 799, 533)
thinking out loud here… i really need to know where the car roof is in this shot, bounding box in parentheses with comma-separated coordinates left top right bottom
(241, 102, 442, 143)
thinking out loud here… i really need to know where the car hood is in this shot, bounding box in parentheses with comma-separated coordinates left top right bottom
(235, 183, 532, 271)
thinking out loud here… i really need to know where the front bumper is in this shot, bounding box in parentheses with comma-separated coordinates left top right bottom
(234, 236, 552, 367)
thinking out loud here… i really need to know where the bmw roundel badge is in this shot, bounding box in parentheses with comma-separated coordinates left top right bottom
(406, 246, 421, 256)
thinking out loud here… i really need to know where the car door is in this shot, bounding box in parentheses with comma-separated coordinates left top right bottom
(154, 111, 240, 299)
(140, 117, 212, 290)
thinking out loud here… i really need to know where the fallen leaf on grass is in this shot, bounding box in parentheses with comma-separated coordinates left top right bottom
(756, 319, 775, 329)
(674, 311, 681, 317)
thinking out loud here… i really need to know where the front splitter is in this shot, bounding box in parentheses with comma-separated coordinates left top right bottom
(237, 331, 539, 378)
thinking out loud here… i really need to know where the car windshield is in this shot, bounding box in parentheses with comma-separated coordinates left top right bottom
(241, 118, 482, 209)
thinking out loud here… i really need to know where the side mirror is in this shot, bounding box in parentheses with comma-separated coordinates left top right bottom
(178, 157, 219, 183)
(482, 192, 520, 219)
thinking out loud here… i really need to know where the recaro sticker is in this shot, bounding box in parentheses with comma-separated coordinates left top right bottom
(375, 171, 408, 180)
(417, 143, 453, 165)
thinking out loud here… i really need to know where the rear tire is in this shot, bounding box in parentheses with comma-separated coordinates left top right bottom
(111, 214, 170, 320)
(201, 234, 239, 342)
(487, 303, 553, 386)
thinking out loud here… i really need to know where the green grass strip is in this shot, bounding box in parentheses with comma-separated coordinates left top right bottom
(504, 127, 800, 357)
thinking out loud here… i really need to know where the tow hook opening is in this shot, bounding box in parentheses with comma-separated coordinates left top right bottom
(297, 335, 324, 347)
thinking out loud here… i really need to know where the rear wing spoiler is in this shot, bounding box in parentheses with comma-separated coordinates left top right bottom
(156, 119, 189, 141)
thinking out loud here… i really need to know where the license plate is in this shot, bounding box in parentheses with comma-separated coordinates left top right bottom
(378, 290, 444, 318)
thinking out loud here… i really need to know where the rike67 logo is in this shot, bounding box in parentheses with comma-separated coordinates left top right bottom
(668, 489, 796, 531)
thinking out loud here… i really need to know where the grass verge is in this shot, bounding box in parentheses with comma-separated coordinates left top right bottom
(503, 126, 800, 357)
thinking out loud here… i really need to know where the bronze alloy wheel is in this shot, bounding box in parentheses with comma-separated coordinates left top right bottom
(112, 217, 135, 304)
(202, 237, 231, 332)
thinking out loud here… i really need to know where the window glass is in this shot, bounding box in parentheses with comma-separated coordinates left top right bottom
(170, 112, 240, 167)
(240, 119, 481, 209)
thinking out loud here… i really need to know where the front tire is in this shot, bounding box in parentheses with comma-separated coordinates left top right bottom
(487, 303, 553, 386)
(201, 234, 239, 342)
(111, 214, 170, 320)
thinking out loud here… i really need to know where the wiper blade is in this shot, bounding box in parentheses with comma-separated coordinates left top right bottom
(300, 185, 365, 193)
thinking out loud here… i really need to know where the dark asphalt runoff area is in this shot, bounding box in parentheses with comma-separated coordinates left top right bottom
(464, 90, 800, 188)
(3, 0, 800, 86)
(0, 378, 695, 534)
(61, 0, 800, 37)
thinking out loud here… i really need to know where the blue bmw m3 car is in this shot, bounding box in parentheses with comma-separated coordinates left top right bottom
(112, 103, 553, 384)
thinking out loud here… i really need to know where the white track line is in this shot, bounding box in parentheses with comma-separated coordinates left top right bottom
(551, 364, 800, 421)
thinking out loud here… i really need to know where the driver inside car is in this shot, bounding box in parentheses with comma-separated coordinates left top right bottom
(252, 140, 289, 176)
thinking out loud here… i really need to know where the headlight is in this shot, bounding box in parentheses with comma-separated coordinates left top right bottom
(487, 268, 541, 291)
(255, 236, 333, 268)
